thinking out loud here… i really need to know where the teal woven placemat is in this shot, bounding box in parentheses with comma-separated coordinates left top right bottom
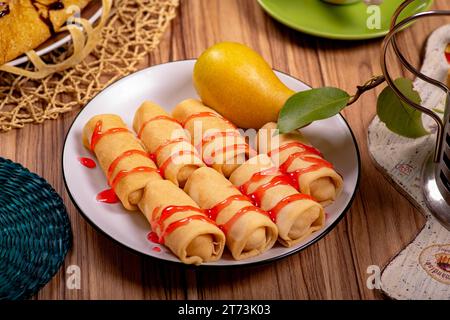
(0, 157, 72, 300)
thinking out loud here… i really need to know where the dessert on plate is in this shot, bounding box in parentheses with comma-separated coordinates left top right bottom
(257, 122, 343, 206)
(185, 166, 279, 260)
(0, 0, 92, 65)
(133, 101, 204, 188)
(76, 41, 348, 265)
(82, 114, 226, 265)
(229, 154, 325, 247)
(81, 99, 344, 264)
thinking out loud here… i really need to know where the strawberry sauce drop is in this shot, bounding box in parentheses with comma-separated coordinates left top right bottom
(152, 247, 161, 252)
(79, 157, 96, 169)
(96, 188, 119, 204)
(147, 232, 160, 244)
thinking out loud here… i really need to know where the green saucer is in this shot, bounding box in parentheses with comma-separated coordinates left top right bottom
(258, 0, 433, 40)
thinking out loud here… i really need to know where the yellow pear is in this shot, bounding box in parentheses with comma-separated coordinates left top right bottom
(193, 42, 295, 129)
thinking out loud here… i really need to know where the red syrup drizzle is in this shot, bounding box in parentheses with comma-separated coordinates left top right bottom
(152, 137, 190, 161)
(268, 194, 314, 221)
(239, 167, 281, 195)
(268, 142, 333, 187)
(110, 167, 160, 189)
(210, 143, 250, 158)
(248, 176, 294, 208)
(149, 206, 213, 244)
(90, 120, 160, 204)
(182, 111, 237, 129)
(90, 120, 130, 152)
(107, 150, 150, 177)
(196, 131, 241, 150)
(149, 137, 201, 178)
(78, 157, 96, 169)
(137, 115, 182, 138)
(206, 194, 250, 221)
(158, 150, 198, 177)
(137, 115, 201, 177)
(205, 194, 270, 232)
(238, 168, 310, 222)
(280, 153, 333, 188)
(152, 247, 161, 252)
(182, 112, 255, 165)
(268, 141, 322, 158)
(220, 206, 269, 234)
(145, 197, 271, 245)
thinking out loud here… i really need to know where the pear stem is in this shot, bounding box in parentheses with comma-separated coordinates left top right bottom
(347, 75, 386, 106)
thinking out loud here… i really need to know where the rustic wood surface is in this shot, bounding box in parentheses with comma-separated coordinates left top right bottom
(1, 0, 448, 300)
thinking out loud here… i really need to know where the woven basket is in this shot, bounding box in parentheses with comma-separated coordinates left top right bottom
(0, 158, 72, 300)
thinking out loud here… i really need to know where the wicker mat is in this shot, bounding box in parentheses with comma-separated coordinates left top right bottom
(0, 0, 179, 132)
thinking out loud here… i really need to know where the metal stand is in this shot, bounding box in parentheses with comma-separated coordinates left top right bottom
(381, 0, 450, 230)
(423, 154, 450, 229)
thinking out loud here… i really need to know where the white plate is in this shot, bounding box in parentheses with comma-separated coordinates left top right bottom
(7, 2, 103, 66)
(62, 60, 361, 267)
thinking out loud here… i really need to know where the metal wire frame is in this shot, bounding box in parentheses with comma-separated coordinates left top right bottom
(381, 0, 450, 162)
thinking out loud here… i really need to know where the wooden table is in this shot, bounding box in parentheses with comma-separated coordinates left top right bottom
(1, 0, 448, 300)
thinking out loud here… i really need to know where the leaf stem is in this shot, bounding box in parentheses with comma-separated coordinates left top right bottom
(347, 75, 386, 106)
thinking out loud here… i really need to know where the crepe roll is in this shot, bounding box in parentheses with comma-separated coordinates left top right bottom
(82, 114, 161, 210)
(257, 122, 343, 206)
(229, 154, 325, 247)
(173, 99, 252, 177)
(133, 101, 204, 187)
(138, 180, 226, 265)
(184, 167, 278, 260)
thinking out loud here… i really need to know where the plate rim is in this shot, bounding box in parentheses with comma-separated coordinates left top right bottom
(257, 0, 433, 40)
(61, 59, 362, 268)
(7, 4, 103, 66)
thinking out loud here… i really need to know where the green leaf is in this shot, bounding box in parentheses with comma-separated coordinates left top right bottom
(377, 78, 429, 138)
(278, 87, 350, 133)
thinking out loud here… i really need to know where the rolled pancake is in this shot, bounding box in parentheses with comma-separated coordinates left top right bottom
(133, 101, 204, 187)
(257, 122, 343, 206)
(82, 114, 161, 211)
(229, 154, 325, 247)
(173, 99, 250, 177)
(138, 180, 225, 265)
(184, 167, 278, 260)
